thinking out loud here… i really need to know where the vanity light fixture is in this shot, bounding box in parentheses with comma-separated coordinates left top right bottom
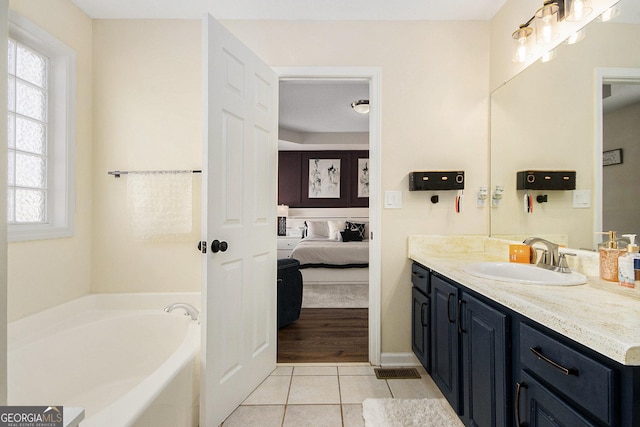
(535, 1, 561, 45)
(511, 0, 599, 64)
(598, 4, 619, 22)
(566, 0, 592, 22)
(512, 25, 534, 63)
(541, 49, 557, 62)
(351, 99, 370, 114)
(566, 29, 586, 44)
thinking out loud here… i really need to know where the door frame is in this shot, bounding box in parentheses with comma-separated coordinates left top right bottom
(593, 67, 640, 249)
(275, 67, 382, 365)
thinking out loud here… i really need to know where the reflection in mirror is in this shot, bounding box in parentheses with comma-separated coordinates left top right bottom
(602, 81, 640, 240)
(490, 0, 640, 250)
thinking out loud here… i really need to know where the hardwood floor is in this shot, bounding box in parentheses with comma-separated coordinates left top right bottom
(277, 308, 368, 363)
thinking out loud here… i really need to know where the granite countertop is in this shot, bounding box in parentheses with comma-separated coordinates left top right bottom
(408, 235, 640, 366)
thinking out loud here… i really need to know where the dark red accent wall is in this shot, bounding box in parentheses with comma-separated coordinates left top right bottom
(278, 150, 369, 208)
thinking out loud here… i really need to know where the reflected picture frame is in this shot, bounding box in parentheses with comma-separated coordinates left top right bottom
(603, 148, 623, 166)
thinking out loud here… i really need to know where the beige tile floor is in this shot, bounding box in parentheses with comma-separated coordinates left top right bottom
(222, 364, 447, 426)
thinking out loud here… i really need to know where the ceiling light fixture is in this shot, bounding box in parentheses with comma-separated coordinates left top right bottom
(351, 99, 370, 114)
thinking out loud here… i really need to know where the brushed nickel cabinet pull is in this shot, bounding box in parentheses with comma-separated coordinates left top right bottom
(515, 381, 527, 426)
(420, 302, 429, 327)
(457, 299, 466, 334)
(447, 293, 456, 323)
(530, 346, 579, 376)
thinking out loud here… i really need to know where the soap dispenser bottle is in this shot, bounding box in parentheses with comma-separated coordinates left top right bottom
(598, 231, 626, 282)
(618, 234, 640, 288)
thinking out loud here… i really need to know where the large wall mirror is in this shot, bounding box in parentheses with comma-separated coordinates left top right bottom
(490, 0, 640, 250)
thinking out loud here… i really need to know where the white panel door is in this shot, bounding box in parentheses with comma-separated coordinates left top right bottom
(201, 14, 278, 426)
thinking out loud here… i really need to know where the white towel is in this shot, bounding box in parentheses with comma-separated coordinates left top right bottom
(126, 171, 193, 239)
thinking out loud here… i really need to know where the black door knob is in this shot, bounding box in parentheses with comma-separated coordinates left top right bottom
(211, 239, 229, 253)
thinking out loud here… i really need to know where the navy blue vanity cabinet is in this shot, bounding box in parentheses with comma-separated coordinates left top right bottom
(412, 287, 430, 371)
(461, 293, 508, 427)
(411, 263, 431, 372)
(430, 271, 510, 426)
(431, 273, 462, 413)
(515, 322, 617, 426)
(515, 371, 599, 427)
(415, 265, 640, 427)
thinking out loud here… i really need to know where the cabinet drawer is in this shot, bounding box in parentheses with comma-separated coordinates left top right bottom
(411, 263, 430, 294)
(277, 239, 300, 250)
(520, 323, 616, 425)
(516, 371, 598, 427)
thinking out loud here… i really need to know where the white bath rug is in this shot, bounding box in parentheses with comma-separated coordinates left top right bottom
(362, 398, 464, 427)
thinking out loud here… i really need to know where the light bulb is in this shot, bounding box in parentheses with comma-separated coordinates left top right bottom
(567, 0, 592, 22)
(535, 2, 559, 45)
(599, 6, 619, 22)
(512, 26, 533, 63)
(541, 50, 557, 62)
(566, 30, 585, 45)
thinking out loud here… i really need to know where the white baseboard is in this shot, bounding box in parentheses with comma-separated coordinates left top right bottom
(380, 352, 420, 367)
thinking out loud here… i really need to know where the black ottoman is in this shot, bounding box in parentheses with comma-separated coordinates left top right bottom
(277, 258, 303, 328)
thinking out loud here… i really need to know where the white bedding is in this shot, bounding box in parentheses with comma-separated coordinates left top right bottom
(290, 238, 369, 267)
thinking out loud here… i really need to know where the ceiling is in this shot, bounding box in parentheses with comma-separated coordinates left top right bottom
(71, 0, 640, 131)
(603, 83, 640, 113)
(279, 81, 369, 133)
(71, 0, 508, 21)
(70, 0, 508, 136)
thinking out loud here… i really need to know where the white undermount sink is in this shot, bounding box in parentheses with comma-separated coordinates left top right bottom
(463, 262, 587, 286)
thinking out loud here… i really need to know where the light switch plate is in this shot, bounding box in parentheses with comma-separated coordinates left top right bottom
(384, 190, 403, 209)
(573, 189, 591, 208)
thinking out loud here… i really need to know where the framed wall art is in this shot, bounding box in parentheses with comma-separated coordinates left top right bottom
(309, 158, 341, 198)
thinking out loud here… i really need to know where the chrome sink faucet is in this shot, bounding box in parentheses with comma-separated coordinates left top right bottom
(523, 237, 577, 273)
(523, 237, 559, 267)
(164, 303, 199, 321)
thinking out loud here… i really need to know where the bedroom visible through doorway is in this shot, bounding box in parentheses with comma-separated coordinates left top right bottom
(277, 78, 371, 363)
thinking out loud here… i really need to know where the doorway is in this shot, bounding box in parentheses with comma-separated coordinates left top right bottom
(275, 67, 382, 365)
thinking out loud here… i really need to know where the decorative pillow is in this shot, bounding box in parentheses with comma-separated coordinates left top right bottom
(340, 229, 363, 242)
(328, 220, 346, 241)
(305, 221, 330, 239)
(346, 221, 367, 240)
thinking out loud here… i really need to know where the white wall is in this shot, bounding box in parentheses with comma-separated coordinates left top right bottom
(7, 0, 93, 321)
(223, 20, 491, 353)
(490, 21, 640, 250)
(2, 12, 490, 356)
(91, 20, 202, 294)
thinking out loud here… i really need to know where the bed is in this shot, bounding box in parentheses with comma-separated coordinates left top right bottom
(289, 219, 369, 308)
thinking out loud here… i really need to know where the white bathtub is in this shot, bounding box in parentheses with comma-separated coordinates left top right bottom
(8, 293, 201, 427)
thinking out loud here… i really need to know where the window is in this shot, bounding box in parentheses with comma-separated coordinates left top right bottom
(7, 13, 76, 241)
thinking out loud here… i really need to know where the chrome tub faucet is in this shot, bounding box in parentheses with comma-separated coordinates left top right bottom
(164, 303, 199, 321)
